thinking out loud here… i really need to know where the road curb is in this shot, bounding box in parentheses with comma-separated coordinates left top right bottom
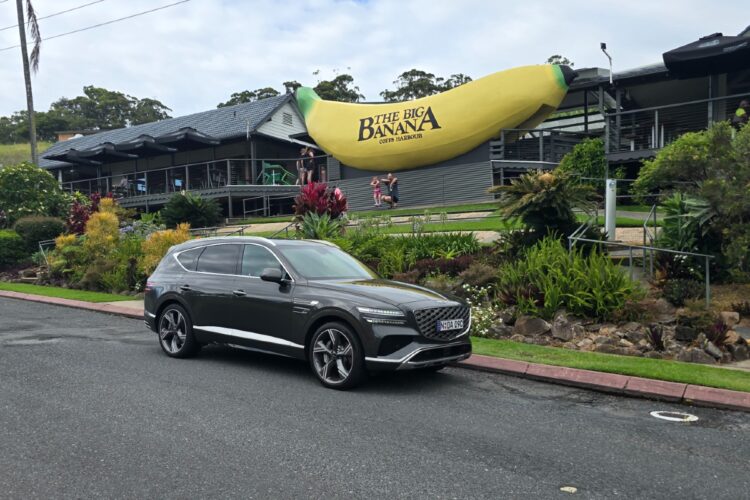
(457, 354, 750, 413)
(2, 290, 748, 412)
(0, 290, 143, 320)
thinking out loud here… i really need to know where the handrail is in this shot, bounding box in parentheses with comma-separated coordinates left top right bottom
(271, 222, 295, 238)
(607, 92, 749, 117)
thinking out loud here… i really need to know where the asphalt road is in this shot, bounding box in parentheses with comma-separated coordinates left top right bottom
(1, 298, 749, 499)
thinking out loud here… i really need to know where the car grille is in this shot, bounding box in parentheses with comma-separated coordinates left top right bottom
(413, 305, 470, 341)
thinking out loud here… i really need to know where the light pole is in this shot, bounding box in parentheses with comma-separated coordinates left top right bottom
(600, 42, 613, 84)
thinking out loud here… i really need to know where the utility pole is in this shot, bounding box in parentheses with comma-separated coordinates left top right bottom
(16, 0, 39, 165)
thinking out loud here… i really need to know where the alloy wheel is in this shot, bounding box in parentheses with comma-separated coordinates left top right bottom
(159, 308, 187, 354)
(312, 328, 354, 385)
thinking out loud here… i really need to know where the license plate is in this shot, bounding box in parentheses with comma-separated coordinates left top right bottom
(437, 318, 464, 332)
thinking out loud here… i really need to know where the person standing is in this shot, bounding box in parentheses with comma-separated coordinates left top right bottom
(370, 176, 382, 207)
(305, 147, 316, 185)
(295, 148, 307, 185)
(380, 173, 399, 208)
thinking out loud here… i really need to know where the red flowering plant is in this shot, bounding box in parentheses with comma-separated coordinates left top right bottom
(66, 192, 108, 235)
(293, 182, 348, 220)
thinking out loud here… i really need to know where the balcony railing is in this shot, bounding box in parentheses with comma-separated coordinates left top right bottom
(490, 128, 600, 163)
(606, 93, 748, 155)
(60, 156, 328, 199)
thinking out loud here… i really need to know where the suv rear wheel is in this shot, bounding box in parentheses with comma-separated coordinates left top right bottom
(158, 304, 200, 358)
(309, 322, 366, 390)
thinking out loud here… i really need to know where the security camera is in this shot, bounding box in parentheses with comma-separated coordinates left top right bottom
(600, 42, 607, 50)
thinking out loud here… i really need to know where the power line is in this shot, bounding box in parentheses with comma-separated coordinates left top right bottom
(0, 0, 191, 52)
(1, 1, 108, 33)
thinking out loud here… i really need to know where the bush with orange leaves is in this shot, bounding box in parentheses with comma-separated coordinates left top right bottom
(139, 223, 191, 276)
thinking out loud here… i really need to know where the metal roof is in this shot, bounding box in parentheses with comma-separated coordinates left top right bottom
(40, 93, 293, 169)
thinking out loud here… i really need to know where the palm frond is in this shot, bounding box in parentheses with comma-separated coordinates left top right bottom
(25, 0, 41, 73)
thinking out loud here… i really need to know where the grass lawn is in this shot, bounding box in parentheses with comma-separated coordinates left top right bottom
(471, 337, 750, 393)
(0, 282, 135, 303)
(0, 142, 53, 166)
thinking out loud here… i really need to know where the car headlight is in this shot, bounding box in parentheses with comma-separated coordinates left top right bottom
(356, 306, 407, 325)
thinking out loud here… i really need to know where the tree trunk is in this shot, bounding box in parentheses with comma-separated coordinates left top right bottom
(16, 0, 38, 165)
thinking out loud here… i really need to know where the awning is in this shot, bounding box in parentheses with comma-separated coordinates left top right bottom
(44, 143, 138, 165)
(155, 127, 221, 147)
(114, 134, 178, 155)
(663, 27, 750, 78)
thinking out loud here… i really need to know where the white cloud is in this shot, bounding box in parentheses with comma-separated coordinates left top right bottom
(0, 0, 747, 116)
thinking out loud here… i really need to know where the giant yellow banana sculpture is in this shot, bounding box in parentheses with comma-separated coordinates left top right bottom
(296, 65, 575, 171)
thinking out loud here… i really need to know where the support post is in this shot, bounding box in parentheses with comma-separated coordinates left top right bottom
(226, 160, 231, 186)
(185, 165, 189, 192)
(228, 192, 234, 218)
(705, 256, 711, 308)
(605, 179, 617, 241)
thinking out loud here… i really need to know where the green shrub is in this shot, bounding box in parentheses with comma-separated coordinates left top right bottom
(161, 193, 221, 229)
(0, 230, 26, 269)
(13, 216, 66, 252)
(556, 138, 607, 187)
(0, 162, 70, 226)
(662, 279, 704, 307)
(298, 212, 345, 239)
(496, 237, 643, 320)
(458, 262, 497, 288)
(489, 170, 597, 245)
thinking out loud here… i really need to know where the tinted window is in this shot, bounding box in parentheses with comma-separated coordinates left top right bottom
(196, 244, 241, 274)
(279, 245, 376, 280)
(176, 247, 203, 271)
(241, 245, 284, 277)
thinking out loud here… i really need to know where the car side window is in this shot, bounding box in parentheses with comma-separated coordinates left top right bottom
(241, 244, 283, 277)
(176, 247, 204, 271)
(195, 244, 241, 274)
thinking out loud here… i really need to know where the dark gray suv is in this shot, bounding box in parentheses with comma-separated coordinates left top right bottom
(144, 237, 472, 389)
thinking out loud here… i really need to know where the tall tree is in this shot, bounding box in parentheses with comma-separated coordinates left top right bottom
(313, 74, 364, 102)
(283, 81, 302, 94)
(217, 87, 280, 107)
(545, 55, 574, 66)
(380, 69, 472, 102)
(15, 0, 41, 164)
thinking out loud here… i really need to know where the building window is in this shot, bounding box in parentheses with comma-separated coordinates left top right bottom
(282, 112, 293, 126)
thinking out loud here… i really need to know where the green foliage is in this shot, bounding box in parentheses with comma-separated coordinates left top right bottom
(160, 193, 221, 229)
(13, 216, 66, 252)
(496, 237, 643, 320)
(662, 279, 704, 307)
(490, 170, 597, 244)
(0, 162, 70, 225)
(299, 212, 345, 239)
(0, 230, 26, 269)
(545, 55, 574, 66)
(380, 69, 472, 102)
(217, 87, 280, 107)
(636, 122, 750, 281)
(313, 74, 364, 102)
(458, 262, 498, 288)
(556, 138, 606, 184)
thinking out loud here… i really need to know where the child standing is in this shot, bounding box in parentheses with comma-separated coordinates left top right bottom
(370, 176, 382, 207)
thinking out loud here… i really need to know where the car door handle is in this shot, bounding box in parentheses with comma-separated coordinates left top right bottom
(179, 284, 191, 291)
(232, 289, 247, 297)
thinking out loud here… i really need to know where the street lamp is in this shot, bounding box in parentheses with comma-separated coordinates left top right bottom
(600, 42, 613, 84)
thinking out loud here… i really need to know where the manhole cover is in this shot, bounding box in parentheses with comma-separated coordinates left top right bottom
(650, 410, 698, 422)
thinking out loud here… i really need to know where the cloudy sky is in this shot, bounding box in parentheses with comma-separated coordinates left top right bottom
(0, 0, 747, 117)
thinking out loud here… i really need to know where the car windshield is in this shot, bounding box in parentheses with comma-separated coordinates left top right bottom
(279, 244, 377, 280)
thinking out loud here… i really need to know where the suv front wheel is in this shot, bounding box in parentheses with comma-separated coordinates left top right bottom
(309, 322, 366, 390)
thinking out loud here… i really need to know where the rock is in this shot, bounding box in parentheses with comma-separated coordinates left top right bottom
(487, 323, 513, 338)
(594, 344, 621, 354)
(640, 298, 677, 323)
(637, 339, 650, 347)
(719, 311, 740, 328)
(735, 326, 750, 341)
(551, 311, 575, 341)
(594, 336, 616, 345)
(513, 316, 551, 336)
(625, 330, 645, 343)
(674, 325, 699, 342)
(497, 307, 517, 326)
(728, 344, 749, 361)
(676, 348, 716, 364)
(585, 323, 602, 332)
(618, 339, 634, 348)
(620, 322, 643, 332)
(562, 342, 577, 350)
(704, 341, 723, 360)
(510, 334, 526, 343)
(598, 325, 618, 336)
(576, 338, 593, 349)
(724, 330, 742, 345)
(624, 347, 644, 357)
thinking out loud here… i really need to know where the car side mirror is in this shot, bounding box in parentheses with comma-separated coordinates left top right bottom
(260, 268, 284, 284)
